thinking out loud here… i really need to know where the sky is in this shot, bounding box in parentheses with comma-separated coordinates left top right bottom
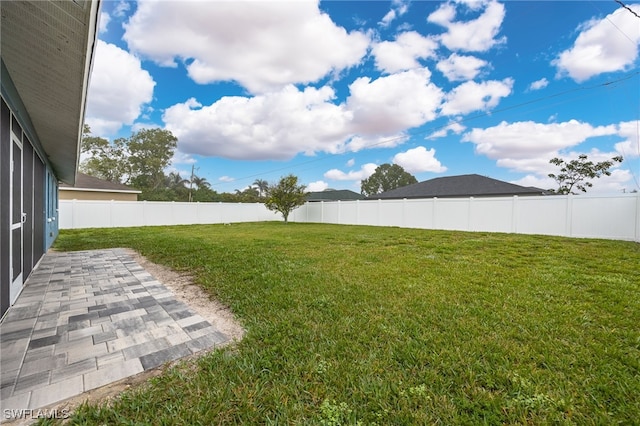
(85, 0, 640, 195)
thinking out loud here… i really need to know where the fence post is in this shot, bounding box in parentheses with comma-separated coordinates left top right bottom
(402, 198, 407, 228)
(142, 200, 147, 226)
(432, 197, 437, 229)
(565, 195, 573, 237)
(71, 199, 76, 229)
(511, 196, 518, 234)
(468, 197, 474, 231)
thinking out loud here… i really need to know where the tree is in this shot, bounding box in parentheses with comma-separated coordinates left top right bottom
(80, 125, 127, 183)
(126, 128, 178, 192)
(548, 154, 623, 194)
(166, 172, 189, 189)
(191, 175, 211, 189)
(360, 163, 417, 197)
(252, 179, 269, 198)
(80, 126, 178, 200)
(264, 174, 308, 223)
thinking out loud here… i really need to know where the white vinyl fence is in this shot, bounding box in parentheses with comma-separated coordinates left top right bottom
(290, 194, 640, 242)
(59, 200, 280, 229)
(60, 193, 640, 242)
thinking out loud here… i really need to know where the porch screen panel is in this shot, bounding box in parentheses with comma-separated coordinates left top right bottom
(11, 140, 21, 281)
(1, 98, 10, 316)
(33, 154, 45, 263)
(23, 139, 34, 279)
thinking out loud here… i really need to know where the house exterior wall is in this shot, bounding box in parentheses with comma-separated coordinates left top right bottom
(59, 190, 138, 202)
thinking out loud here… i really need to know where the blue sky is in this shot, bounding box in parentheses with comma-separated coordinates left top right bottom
(85, 0, 640, 194)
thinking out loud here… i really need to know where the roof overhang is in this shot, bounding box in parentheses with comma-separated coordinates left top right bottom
(1, 0, 100, 185)
(60, 187, 142, 195)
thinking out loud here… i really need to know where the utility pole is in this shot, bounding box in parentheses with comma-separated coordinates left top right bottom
(188, 164, 195, 202)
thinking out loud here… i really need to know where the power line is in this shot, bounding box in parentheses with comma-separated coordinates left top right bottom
(614, 0, 640, 19)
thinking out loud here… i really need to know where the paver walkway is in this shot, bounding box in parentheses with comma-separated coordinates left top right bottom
(1, 248, 229, 422)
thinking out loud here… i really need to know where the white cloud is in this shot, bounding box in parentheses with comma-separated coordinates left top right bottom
(553, 5, 640, 82)
(428, 0, 506, 52)
(346, 159, 355, 167)
(441, 78, 513, 116)
(163, 68, 447, 161)
(85, 41, 155, 136)
(219, 176, 235, 182)
(163, 86, 350, 160)
(347, 68, 444, 135)
(344, 134, 410, 153)
(588, 168, 633, 193)
(98, 12, 110, 33)
(131, 122, 160, 133)
(113, 0, 130, 18)
(510, 174, 555, 191)
(427, 121, 466, 139)
(463, 120, 618, 161)
(615, 120, 640, 159)
(123, 0, 369, 94)
(393, 146, 447, 173)
(372, 31, 438, 73)
(379, 0, 410, 27)
(436, 53, 488, 82)
(307, 180, 329, 192)
(528, 78, 549, 91)
(380, 10, 397, 28)
(171, 151, 196, 165)
(324, 163, 378, 181)
(512, 169, 633, 194)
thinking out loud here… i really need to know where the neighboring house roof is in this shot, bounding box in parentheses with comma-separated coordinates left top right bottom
(307, 189, 365, 202)
(59, 173, 141, 194)
(1, 1, 100, 185)
(371, 174, 547, 199)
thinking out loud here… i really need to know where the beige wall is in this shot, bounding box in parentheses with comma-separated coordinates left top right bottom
(59, 190, 138, 201)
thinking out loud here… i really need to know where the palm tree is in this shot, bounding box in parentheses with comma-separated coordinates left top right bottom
(165, 172, 188, 189)
(191, 175, 211, 189)
(253, 179, 269, 197)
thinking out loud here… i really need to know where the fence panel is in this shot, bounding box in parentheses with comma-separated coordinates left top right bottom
(570, 195, 637, 240)
(60, 200, 279, 228)
(468, 197, 513, 233)
(61, 194, 640, 242)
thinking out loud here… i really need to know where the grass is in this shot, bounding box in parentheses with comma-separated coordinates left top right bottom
(47, 223, 639, 425)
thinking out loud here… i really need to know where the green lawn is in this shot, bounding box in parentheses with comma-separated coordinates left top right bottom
(50, 223, 639, 425)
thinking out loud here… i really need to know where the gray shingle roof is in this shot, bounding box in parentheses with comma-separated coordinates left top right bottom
(307, 189, 365, 202)
(370, 174, 546, 199)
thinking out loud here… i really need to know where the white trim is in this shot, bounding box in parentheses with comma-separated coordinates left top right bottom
(9, 132, 24, 304)
(60, 187, 141, 194)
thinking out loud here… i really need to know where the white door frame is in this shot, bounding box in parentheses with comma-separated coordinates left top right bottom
(9, 133, 24, 304)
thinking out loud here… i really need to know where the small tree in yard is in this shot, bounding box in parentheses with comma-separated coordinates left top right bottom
(548, 154, 623, 194)
(265, 174, 308, 223)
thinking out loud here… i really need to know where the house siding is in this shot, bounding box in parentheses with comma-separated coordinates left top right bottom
(59, 190, 138, 202)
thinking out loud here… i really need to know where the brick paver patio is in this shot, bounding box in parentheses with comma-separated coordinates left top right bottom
(0, 248, 229, 421)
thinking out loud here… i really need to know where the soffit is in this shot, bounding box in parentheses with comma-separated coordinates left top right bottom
(1, 0, 99, 185)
